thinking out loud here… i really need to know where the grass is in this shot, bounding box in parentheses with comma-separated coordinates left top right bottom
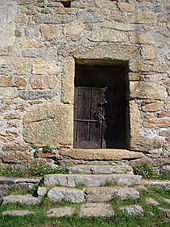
(0, 165, 68, 177)
(133, 163, 170, 180)
(0, 186, 169, 227)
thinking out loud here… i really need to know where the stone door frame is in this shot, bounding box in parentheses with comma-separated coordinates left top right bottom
(61, 57, 138, 150)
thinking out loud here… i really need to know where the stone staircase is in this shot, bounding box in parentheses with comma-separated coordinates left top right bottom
(0, 164, 170, 218)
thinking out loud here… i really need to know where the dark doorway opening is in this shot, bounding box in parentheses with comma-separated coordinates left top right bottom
(74, 64, 128, 149)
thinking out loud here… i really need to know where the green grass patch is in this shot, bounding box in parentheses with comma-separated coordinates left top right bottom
(0, 165, 68, 177)
(0, 186, 169, 227)
(133, 163, 170, 180)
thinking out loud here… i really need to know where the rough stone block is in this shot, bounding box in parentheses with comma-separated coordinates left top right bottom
(88, 30, 128, 42)
(67, 164, 133, 175)
(78, 12, 100, 23)
(17, 39, 44, 49)
(2, 210, 34, 216)
(143, 119, 170, 128)
(142, 101, 164, 112)
(85, 187, 140, 202)
(127, 12, 157, 24)
(159, 208, 170, 219)
(33, 58, 61, 75)
(44, 174, 142, 187)
(2, 144, 29, 152)
(34, 15, 74, 24)
(129, 33, 155, 44)
(0, 87, 18, 98)
(0, 0, 16, 48)
(30, 75, 58, 89)
(94, 0, 117, 9)
(11, 77, 27, 87)
(129, 61, 169, 73)
(130, 137, 163, 152)
(2, 195, 41, 205)
(129, 82, 167, 100)
(129, 101, 140, 137)
(146, 198, 159, 206)
(40, 25, 62, 40)
(120, 205, 144, 216)
(79, 203, 114, 217)
(61, 57, 75, 104)
(73, 44, 138, 60)
(23, 104, 73, 147)
(118, 2, 135, 12)
(59, 149, 145, 161)
(18, 90, 59, 100)
(12, 58, 31, 75)
(47, 187, 85, 203)
(37, 187, 48, 197)
(2, 151, 31, 164)
(16, 0, 34, 4)
(141, 46, 156, 60)
(129, 73, 141, 81)
(108, 10, 122, 21)
(157, 111, 170, 118)
(100, 22, 136, 31)
(0, 76, 11, 87)
(47, 207, 75, 217)
(63, 23, 84, 35)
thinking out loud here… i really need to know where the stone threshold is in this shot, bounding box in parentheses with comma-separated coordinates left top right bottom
(59, 149, 145, 161)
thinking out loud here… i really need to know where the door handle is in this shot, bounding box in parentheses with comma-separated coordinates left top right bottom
(98, 101, 107, 106)
(94, 112, 106, 125)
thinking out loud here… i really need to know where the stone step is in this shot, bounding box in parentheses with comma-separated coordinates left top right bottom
(45, 186, 140, 203)
(58, 149, 145, 165)
(79, 203, 114, 217)
(47, 187, 85, 203)
(0, 176, 41, 186)
(2, 210, 34, 216)
(67, 164, 133, 175)
(44, 174, 142, 187)
(84, 187, 140, 202)
(2, 194, 41, 205)
(142, 180, 170, 188)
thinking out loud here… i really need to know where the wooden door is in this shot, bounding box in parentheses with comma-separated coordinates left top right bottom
(74, 87, 105, 148)
(74, 86, 126, 149)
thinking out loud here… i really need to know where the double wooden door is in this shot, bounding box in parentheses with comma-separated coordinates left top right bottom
(74, 86, 126, 149)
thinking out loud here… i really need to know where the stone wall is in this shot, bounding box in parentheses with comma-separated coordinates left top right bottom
(0, 0, 169, 168)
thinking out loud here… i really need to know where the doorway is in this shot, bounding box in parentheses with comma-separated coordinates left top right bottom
(73, 64, 128, 149)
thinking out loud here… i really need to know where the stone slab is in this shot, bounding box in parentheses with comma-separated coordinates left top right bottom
(146, 197, 159, 206)
(72, 44, 138, 60)
(61, 57, 75, 104)
(120, 205, 144, 216)
(37, 187, 48, 197)
(79, 203, 114, 217)
(85, 187, 140, 202)
(2, 195, 41, 205)
(44, 174, 142, 187)
(159, 208, 170, 219)
(23, 104, 73, 147)
(47, 207, 75, 218)
(67, 164, 133, 174)
(162, 197, 170, 204)
(88, 29, 128, 42)
(130, 82, 167, 100)
(0, 177, 40, 185)
(47, 187, 84, 203)
(2, 210, 34, 216)
(0, 0, 16, 48)
(59, 149, 145, 161)
(142, 180, 170, 188)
